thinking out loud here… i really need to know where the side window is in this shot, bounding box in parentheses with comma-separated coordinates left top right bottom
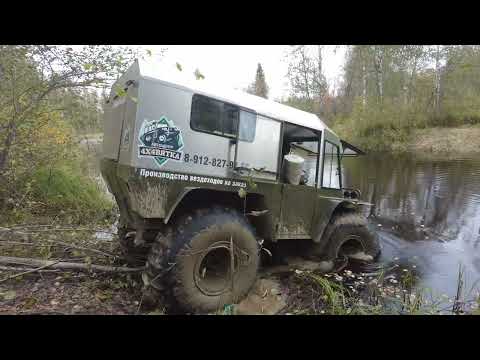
(322, 141, 341, 189)
(238, 110, 256, 142)
(290, 141, 319, 187)
(222, 103, 238, 137)
(191, 94, 256, 142)
(281, 123, 321, 187)
(191, 95, 238, 138)
(191, 95, 223, 134)
(235, 116, 280, 176)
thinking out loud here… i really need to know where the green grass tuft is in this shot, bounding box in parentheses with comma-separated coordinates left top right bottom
(29, 165, 114, 223)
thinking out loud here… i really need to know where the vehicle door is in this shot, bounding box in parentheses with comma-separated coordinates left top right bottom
(278, 129, 322, 239)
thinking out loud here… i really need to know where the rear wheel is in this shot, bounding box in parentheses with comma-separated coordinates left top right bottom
(144, 207, 260, 313)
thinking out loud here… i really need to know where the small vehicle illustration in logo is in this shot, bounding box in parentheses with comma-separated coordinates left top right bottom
(140, 126, 180, 149)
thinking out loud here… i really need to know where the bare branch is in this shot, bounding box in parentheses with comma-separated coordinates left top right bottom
(0, 256, 144, 274)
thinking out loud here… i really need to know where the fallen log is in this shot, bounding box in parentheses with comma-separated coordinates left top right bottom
(1, 260, 62, 282)
(0, 240, 117, 259)
(0, 256, 144, 276)
(0, 265, 60, 273)
(1, 226, 116, 235)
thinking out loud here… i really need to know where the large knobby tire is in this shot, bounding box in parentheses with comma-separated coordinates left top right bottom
(323, 213, 380, 263)
(145, 207, 260, 313)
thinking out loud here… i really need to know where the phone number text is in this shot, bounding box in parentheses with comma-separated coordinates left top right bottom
(183, 153, 233, 168)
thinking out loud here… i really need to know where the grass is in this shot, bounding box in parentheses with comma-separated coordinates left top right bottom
(285, 264, 480, 315)
(411, 124, 480, 154)
(0, 147, 115, 226)
(30, 165, 114, 222)
(332, 99, 480, 154)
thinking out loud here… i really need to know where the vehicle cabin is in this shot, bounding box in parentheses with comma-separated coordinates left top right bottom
(102, 59, 365, 243)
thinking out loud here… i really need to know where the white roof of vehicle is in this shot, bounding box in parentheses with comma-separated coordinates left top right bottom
(136, 60, 332, 133)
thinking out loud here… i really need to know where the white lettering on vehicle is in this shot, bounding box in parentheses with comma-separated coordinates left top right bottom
(137, 168, 246, 188)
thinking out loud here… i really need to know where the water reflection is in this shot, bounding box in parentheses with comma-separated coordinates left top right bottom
(343, 153, 480, 301)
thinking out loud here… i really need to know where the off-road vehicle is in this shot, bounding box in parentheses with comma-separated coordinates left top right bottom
(100, 60, 380, 313)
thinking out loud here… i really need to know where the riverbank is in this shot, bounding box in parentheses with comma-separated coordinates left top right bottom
(407, 124, 480, 155)
(336, 123, 480, 156)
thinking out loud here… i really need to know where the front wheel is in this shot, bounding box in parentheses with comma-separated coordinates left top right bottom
(316, 213, 381, 264)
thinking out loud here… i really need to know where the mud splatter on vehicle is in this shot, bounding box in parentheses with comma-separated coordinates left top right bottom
(100, 59, 379, 313)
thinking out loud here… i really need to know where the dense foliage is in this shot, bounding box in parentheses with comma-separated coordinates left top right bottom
(283, 45, 480, 151)
(0, 45, 140, 224)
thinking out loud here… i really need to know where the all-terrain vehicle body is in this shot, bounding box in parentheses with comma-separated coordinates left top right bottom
(101, 60, 380, 313)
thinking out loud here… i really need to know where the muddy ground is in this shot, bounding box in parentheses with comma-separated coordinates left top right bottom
(1, 224, 474, 315)
(0, 265, 289, 315)
(0, 261, 351, 315)
(0, 225, 294, 315)
(0, 272, 143, 315)
(0, 224, 365, 315)
(0, 249, 330, 315)
(0, 226, 144, 315)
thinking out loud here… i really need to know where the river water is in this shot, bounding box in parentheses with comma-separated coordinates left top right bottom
(342, 153, 480, 305)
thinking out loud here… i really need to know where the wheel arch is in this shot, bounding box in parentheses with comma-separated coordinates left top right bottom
(165, 188, 274, 242)
(311, 198, 368, 256)
(320, 200, 367, 241)
(312, 199, 359, 242)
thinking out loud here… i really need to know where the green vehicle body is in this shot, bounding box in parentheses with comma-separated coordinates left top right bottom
(100, 60, 370, 254)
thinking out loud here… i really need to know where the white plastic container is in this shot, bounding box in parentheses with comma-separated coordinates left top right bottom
(283, 154, 305, 185)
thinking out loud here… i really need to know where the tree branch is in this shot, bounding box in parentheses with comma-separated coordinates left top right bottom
(0, 260, 62, 282)
(0, 256, 144, 274)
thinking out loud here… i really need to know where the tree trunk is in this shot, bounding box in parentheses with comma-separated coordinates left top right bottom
(374, 46, 384, 104)
(317, 45, 323, 83)
(300, 48, 311, 100)
(316, 45, 326, 111)
(0, 66, 18, 177)
(0, 119, 17, 176)
(408, 58, 418, 106)
(362, 62, 367, 107)
(433, 45, 442, 116)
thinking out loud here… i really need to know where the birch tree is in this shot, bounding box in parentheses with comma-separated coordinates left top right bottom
(432, 45, 443, 115)
(373, 46, 384, 104)
(285, 45, 328, 113)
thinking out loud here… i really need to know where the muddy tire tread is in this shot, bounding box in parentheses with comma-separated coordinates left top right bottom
(314, 212, 380, 261)
(144, 206, 259, 313)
